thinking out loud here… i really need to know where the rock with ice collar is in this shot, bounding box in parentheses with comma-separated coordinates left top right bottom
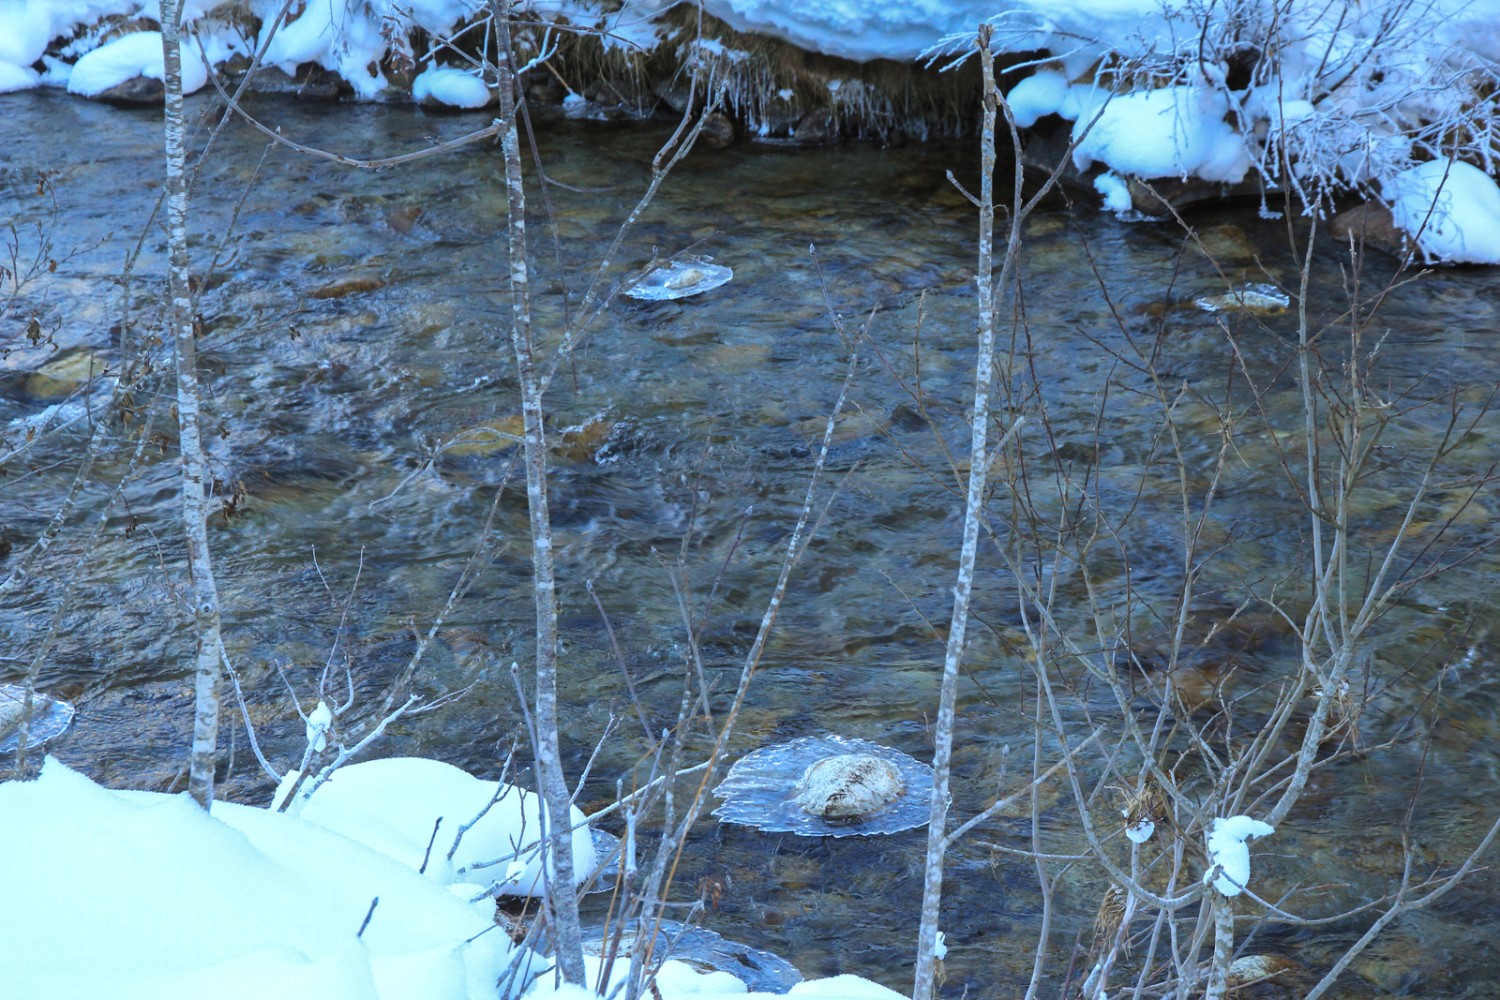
(713, 735, 937, 837)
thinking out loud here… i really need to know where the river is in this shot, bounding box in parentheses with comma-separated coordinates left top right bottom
(2, 88, 1498, 997)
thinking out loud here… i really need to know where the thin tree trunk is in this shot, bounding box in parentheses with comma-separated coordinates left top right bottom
(914, 25, 1001, 1000)
(1205, 893, 1233, 1000)
(491, 0, 585, 983)
(160, 3, 224, 811)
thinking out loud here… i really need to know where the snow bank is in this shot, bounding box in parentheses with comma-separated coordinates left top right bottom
(66, 31, 210, 97)
(1385, 159, 1500, 265)
(281, 756, 598, 898)
(698, 0, 1000, 63)
(0, 758, 519, 1000)
(0, 0, 134, 70)
(1204, 815, 1274, 897)
(413, 66, 493, 108)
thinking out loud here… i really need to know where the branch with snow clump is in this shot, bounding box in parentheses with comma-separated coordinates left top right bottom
(1204, 815, 1274, 897)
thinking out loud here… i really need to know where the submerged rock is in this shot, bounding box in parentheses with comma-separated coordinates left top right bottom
(713, 734, 936, 837)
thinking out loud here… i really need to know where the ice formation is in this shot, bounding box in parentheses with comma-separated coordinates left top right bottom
(713, 734, 938, 837)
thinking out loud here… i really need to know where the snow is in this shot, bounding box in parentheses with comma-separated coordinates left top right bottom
(0, 59, 39, 91)
(2, 755, 914, 999)
(1204, 815, 1274, 897)
(413, 66, 493, 109)
(1005, 69, 1073, 128)
(1094, 171, 1132, 213)
(0, 0, 134, 70)
(786, 975, 910, 998)
(697, 0, 1000, 63)
(1384, 159, 1500, 264)
(1071, 85, 1251, 184)
(279, 756, 598, 898)
(0, 758, 519, 999)
(252, 0, 391, 99)
(65, 31, 210, 97)
(1124, 815, 1155, 844)
(306, 700, 333, 752)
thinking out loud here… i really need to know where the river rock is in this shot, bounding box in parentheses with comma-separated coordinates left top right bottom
(1330, 202, 1405, 257)
(713, 734, 939, 837)
(794, 109, 834, 144)
(793, 753, 905, 820)
(698, 111, 737, 150)
(91, 75, 164, 106)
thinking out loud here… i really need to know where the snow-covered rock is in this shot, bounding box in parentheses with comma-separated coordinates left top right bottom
(1070, 85, 1250, 184)
(280, 756, 598, 898)
(66, 31, 209, 98)
(1384, 159, 1500, 264)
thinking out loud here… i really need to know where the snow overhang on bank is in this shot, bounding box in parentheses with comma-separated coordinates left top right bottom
(6, 0, 1500, 263)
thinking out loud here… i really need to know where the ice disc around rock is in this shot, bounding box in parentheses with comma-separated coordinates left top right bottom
(1194, 282, 1290, 314)
(585, 827, 623, 891)
(624, 258, 733, 301)
(0, 684, 76, 753)
(581, 919, 802, 994)
(713, 735, 936, 837)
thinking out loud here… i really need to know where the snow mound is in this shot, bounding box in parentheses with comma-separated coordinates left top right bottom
(66, 31, 209, 97)
(281, 756, 597, 897)
(1071, 86, 1250, 183)
(0, 758, 519, 1000)
(0, 60, 39, 92)
(413, 66, 492, 108)
(1384, 159, 1500, 264)
(1005, 70, 1074, 128)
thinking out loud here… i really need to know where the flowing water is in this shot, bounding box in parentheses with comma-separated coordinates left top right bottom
(3, 89, 1499, 997)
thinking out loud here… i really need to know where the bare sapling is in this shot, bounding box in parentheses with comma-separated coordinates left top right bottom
(980, 183, 1500, 997)
(159, 0, 226, 812)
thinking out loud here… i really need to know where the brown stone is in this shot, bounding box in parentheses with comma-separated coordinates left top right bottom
(1329, 202, 1405, 257)
(297, 65, 344, 102)
(793, 109, 834, 144)
(91, 75, 164, 106)
(697, 112, 736, 150)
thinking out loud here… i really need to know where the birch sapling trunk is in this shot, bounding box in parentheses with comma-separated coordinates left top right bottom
(913, 25, 1002, 1000)
(491, 0, 586, 983)
(160, 3, 225, 811)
